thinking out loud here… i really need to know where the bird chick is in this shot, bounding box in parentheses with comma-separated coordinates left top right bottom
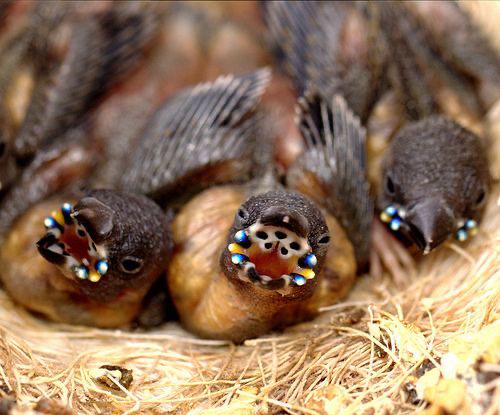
(124, 69, 371, 342)
(378, 116, 491, 254)
(1, 190, 171, 327)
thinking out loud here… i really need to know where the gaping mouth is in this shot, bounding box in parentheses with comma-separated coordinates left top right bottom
(227, 222, 317, 290)
(36, 203, 109, 283)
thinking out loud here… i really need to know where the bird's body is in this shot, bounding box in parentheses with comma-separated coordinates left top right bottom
(169, 184, 356, 342)
(264, 0, 495, 257)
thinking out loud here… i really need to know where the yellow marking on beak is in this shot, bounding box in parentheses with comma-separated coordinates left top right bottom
(300, 268, 315, 280)
(89, 271, 101, 282)
(51, 210, 65, 226)
(228, 243, 245, 254)
(380, 211, 392, 223)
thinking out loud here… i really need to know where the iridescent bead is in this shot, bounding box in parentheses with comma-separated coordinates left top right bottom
(465, 219, 477, 230)
(389, 218, 402, 231)
(456, 229, 468, 242)
(300, 268, 315, 280)
(231, 253, 248, 265)
(44, 217, 57, 229)
(380, 211, 392, 223)
(74, 265, 89, 280)
(61, 202, 72, 215)
(89, 271, 101, 283)
(96, 260, 109, 276)
(292, 274, 306, 286)
(61, 202, 73, 223)
(228, 243, 245, 254)
(299, 253, 317, 269)
(234, 230, 249, 244)
(385, 205, 397, 216)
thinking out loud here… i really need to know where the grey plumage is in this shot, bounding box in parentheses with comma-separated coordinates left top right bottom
(121, 69, 271, 202)
(68, 189, 171, 303)
(378, 116, 491, 252)
(0, 128, 97, 240)
(377, 2, 485, 120)
(0, 4, 159, 236)
(407, 1, 500, 110)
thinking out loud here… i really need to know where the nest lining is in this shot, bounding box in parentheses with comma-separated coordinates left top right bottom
(0, 182, 497, 414)
(0, 2, 499, 414)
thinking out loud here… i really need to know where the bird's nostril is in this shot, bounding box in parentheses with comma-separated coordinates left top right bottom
(408, 223, 427, 251)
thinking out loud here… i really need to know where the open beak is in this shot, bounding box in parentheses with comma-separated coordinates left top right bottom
(36, 202, 109, 282)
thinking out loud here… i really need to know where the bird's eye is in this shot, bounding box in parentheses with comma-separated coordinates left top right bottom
(119, 256, 143, 274)
(385, 174, 395, 196)
(475, 189, 486, 206)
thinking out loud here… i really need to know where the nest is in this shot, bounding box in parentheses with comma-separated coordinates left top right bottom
(0, 2, 499, 415)
(0, 169, 497, 415)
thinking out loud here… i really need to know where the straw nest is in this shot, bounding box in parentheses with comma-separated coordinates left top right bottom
(1, 3, 499, 415)
(0, 120, 497, 415)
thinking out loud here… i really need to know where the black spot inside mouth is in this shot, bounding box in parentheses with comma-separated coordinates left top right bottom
(280, 247, 288, 255)
(290, 242, 300, 250)
(275, 231, 287, 239)
(256, 231, 268, 240)
(264, 242, 273, 249)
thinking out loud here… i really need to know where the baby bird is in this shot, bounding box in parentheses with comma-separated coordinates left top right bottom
(376, 2, 494, 253)
(121, 69, 372, 342)
(0, 4, 169, 327)
(1, 190, 170, 327)
(378, 117, 491, 253)
(264, 0, 495, 258)
(404, 1, 500, 111)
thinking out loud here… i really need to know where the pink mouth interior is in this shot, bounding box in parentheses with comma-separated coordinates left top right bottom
(247, 243, 296, 279)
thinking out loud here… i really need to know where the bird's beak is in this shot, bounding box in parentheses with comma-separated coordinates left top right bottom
(405, 198, 455, 254)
